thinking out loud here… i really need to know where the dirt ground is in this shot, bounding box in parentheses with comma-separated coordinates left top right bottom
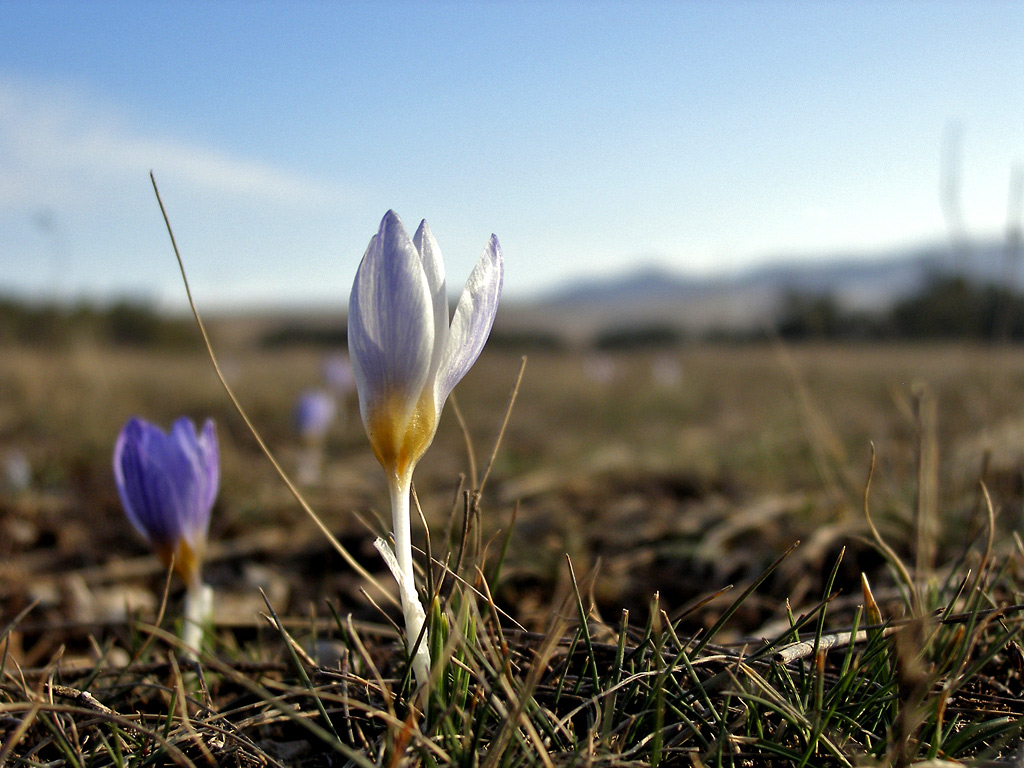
(4, 341, 1024, 665)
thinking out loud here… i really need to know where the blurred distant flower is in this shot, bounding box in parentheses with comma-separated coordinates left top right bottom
(294, 389, 336, 442)
(322, 354, 354, 433)
(322, 354, 355, 394)
(113, 416, 218, 656)
(348, 210, 503, 685)
(3, 450, 31, 493)
(293, 389, 336, 485)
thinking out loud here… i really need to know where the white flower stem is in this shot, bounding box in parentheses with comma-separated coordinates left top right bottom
(297, 443, 323, 485)
(182, 581, 213, 660)
(388, 471, 431, 687)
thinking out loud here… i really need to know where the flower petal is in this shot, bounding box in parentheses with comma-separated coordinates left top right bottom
(413, 220, 452, 424)
(434, 234, 504, 410)
(113, 417, 220, 559)
(196, 419, 220, 516)
(348, 211, 435, 436)
(168, 417, 218, 548)
(412, 219, 449, 353)
(114, 418, 186, 548)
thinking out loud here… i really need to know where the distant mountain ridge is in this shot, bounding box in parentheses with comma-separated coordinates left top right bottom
(500, 238, 1017, 340)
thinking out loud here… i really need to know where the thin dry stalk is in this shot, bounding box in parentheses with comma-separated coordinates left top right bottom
(773, 625, 901, 664)
(448, 393, 478, 490)
(478, 355, 527, 495)
(914, 383, 939, 588)
(863, 443, 915, 599)
(169, 654, 216, 765)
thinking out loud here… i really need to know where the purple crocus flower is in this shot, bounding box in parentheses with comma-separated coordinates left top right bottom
(293, 390, 336, 441)
(113, 416, 219, 588)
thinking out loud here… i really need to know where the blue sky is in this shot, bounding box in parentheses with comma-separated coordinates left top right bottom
(1, 1, 1022, 308)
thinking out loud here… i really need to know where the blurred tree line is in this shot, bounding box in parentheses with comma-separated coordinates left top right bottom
(0, 298, 197, 348)
(5, 273, 1024, 350)
(774, 274, 1024, 342)
(586, 274, 1024, 348)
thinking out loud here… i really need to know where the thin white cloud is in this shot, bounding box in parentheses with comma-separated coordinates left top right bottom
(0, 74, 348, 211)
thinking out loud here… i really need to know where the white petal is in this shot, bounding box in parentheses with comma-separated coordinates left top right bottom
(413, 220, 450, 391)
(413, 220, 449, 343)
(374, 537, 431, 683)
(348, 212, 435, 431)
(434, 235, 504, 410)
(373, 537, 422, 618)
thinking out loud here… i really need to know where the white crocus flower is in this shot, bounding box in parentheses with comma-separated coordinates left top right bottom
(348, 210, 503, 686)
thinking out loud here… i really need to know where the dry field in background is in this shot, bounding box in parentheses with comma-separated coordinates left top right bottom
(3, 340, 1024, 665)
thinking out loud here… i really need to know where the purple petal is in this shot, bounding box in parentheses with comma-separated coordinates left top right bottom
(348, 211, 435, 430)
(434, 234, 504, 409)
(171, 417, 219, 546)
(115, 418, 185, 546)
(197, 419, 220, 517)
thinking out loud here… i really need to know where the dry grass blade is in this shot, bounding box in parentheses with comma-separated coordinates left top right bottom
(448, 392, 478, 490)
(169, 654, 217, 766)
(479, 612, 562, 768)
(914, 383, 939, 589)
(863, 442, 915, 598)
(478, 355, 526, 495)
(979, 480, 996, 570)
(0, 697, 43, 767)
